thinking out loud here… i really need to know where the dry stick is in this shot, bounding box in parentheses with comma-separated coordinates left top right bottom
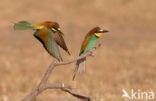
(56, 43, 101, 66)
(22, 44, 101, 101)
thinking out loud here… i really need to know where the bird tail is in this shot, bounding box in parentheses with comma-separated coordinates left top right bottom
(14, 21, 33, 30)
(72, 58, 86, 80)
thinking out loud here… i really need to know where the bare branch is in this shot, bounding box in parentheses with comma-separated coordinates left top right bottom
(61, 87, 92, 101)
(55, 43, 102, 66)
(22, 44, 101, 101)
(38, 61, 55, 86)
(44, 83, 92, 101)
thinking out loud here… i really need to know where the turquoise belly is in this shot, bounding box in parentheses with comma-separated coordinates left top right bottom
(83, 35, 97, 54)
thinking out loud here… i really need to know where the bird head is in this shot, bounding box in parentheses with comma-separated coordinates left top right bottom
(33, 21, 60, 31)
(41, 21, 59, 28)
(93, 27, 109, 38)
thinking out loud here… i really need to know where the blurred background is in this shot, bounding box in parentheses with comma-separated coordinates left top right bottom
(0, 0, 156, 101)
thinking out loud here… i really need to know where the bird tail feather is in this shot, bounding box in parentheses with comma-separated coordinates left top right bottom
(73, 58, 86, 80)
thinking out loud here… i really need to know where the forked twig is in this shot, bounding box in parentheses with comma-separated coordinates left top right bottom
(22, 44, 101, 101)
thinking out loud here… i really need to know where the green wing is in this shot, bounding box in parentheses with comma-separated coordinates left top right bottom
(34, 30, 63, 61)
(82, 35, 97, 55)
(14, 21, 34, 30)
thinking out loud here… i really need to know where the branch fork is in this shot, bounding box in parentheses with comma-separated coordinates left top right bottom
(22, 44, 102, 101)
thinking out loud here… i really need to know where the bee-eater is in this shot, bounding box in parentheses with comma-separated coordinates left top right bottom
(73, 27, 109, 80)
(14, 21, 70, 61)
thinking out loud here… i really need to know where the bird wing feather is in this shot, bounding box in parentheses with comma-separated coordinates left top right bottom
(34, 30, 63, 61)
(79, 34, 90, 55)
(50, 28, 70, 55)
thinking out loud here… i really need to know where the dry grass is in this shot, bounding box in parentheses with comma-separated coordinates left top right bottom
(0, 0, 156, 101)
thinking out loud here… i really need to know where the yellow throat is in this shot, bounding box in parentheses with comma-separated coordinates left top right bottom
(95, 33, 102, 38)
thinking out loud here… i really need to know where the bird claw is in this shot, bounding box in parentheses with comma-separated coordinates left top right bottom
(89, 52, 95, 57)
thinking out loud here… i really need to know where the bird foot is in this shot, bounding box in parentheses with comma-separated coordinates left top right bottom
(89, 51, 95, 57)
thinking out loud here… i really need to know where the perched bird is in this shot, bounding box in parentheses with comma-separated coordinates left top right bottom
(14, 21, 70, 61)
(73, 27, 109, 80)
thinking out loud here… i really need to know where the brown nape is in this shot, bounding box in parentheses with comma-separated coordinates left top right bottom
(87, 27, 101, 35)
(43, 21, 60, 29)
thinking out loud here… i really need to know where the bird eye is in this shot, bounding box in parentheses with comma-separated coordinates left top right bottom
(51, 28, 57, 32)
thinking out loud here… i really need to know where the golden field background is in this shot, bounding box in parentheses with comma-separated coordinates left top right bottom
(0, 0, 156, 101)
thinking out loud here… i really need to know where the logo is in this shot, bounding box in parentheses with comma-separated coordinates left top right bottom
(122, 89, 155, 100)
